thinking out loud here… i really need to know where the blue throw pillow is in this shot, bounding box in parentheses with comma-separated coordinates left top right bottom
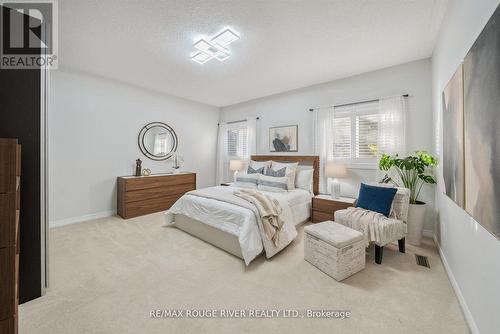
(356, 183, 397, 217)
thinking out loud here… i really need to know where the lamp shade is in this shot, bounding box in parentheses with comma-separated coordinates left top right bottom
(325, 162, 347, 178)
(229, 159, 244, 171)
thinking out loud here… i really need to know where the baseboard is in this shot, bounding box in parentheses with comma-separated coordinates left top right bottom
(422, 229, 434, 238)
(50, 210, 115, 228)
(433, 235, 479, 334)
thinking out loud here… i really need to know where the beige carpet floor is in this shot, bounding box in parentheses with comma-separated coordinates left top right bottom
(20, 213, 468, 334)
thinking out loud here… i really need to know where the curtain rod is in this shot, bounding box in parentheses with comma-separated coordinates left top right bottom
(218, 117, 260, 126)
(308, 93, 409, 111)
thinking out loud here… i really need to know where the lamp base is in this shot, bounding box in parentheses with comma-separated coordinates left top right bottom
(330, 179, 341, 199)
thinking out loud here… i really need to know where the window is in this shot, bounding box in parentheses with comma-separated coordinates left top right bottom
(225, 124, 248, 159)
(332, 101, 379, 163)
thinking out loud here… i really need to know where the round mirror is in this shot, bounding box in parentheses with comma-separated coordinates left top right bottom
(138, 122, 178, 161)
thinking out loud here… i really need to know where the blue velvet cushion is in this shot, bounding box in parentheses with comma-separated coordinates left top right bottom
(356, 183, 397, 217)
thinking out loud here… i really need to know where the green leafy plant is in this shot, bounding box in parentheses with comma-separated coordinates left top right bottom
(378, 151, 438, 204)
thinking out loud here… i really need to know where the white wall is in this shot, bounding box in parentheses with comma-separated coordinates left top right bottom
(432, 1, 500, 333)
(220, 59, 435, 230)
(49, 69, 219, 226)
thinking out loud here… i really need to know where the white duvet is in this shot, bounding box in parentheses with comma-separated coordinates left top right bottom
(165, 186, 312, 264)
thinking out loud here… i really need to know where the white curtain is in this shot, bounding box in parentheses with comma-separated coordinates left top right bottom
(215, 119, 257, 185)
(215, 123, 229, 185)
(377, 96, 407, 156)
(247, 118, 257, 157)
(314, 107, 335, 194)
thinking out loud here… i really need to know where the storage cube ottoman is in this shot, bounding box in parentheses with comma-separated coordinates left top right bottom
(304, 220, 365, 281)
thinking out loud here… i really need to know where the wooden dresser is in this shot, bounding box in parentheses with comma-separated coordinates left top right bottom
(117, 172, 196, 219)
(312, 195, 356, 223)
(0, 139, 21, 334)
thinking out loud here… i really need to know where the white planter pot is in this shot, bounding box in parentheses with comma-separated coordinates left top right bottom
(407, 202, 426, 246)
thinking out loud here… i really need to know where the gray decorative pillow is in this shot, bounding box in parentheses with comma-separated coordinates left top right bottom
(234, 173, 259, 189)
(265, 167, 286, 177)
(257, 175, 288, 192)
(247, 166, 265, 174)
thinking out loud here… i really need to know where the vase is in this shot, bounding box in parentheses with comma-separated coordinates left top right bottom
(407, 201, 426, 246)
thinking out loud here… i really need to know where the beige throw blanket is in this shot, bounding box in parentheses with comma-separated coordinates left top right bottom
(344, 207, 391, 246)
(233, 189, 284, 246)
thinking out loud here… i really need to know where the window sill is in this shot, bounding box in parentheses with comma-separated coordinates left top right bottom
(344, 163, 378, 170)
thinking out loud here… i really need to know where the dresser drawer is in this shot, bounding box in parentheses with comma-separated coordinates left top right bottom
(124, 193, 184, 219)
(0, 141, 17, 194)
(312, 209, 334, 223)
(123, 173, 195, 191)
(0, 194, 16, 248)
(0, 315, 16, 334)
(0, 246, 15, 321)
(125, 183, 194, 203)
(313, 197, 351, 213)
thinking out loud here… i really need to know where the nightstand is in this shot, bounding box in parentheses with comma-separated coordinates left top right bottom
(312, 195, 356, 223)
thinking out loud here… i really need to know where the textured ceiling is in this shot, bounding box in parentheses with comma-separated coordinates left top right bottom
(59, 0, 448, 107)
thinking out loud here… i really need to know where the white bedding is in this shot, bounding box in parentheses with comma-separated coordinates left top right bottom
(165, 186, 312, 264)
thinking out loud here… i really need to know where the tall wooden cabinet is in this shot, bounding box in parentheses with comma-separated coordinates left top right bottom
(0, 139, 21, 334)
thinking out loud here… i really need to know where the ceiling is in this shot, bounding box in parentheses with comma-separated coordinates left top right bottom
(59, 0, 448, 107)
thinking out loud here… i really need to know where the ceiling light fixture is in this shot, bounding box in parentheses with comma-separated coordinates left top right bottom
(191, 28, 240, 64)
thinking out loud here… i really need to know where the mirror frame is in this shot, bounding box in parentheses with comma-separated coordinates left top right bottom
(137, 122, 178, 161)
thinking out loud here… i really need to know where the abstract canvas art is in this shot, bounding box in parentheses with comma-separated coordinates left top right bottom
(269, 125, 298, 152)
(442, 64, 464, 208)
(463, 4, 500, 239)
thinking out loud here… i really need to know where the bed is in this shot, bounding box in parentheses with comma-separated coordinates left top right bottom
(165, 155, 319, 264)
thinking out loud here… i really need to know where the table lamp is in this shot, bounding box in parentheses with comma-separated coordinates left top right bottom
(325, 162, 347, 198)
(229, 160, 244, 179)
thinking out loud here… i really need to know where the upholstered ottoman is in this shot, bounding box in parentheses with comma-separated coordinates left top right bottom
(304, 221, 365, 281)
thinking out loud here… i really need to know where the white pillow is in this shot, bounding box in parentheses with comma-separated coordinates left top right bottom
(295, 168, 314, 193)
(234, 172, 259, 189)
(257, 174, 288, 192)
(249, 160, 272, 173)
(270, 161, 299, 190)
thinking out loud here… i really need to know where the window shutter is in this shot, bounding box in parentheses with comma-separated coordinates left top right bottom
(332, 100, 379, 163)
(332, 116, 351, 158)
(225, 123, 248, 160)
(356, 114, 378, 158)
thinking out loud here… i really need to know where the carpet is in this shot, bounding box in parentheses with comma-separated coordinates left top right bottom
(19, 213, 468, 333)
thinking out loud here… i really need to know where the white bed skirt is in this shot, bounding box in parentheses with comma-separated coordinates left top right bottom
(173, 214, 246, 260)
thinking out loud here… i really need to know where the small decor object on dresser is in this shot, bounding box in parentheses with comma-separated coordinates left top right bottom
(135, 159, 142, 176)
(142, 168, 151, 176)
(312, 195, 355, 223)
(304, 221, 365, 281)
(168, 152, 184, 174)
(269, 125, 298, 152)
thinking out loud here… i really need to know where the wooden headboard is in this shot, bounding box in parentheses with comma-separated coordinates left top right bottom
(250, 155, 320, 195)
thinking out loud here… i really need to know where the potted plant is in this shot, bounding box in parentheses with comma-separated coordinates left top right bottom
(378, 151, 437, 245)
